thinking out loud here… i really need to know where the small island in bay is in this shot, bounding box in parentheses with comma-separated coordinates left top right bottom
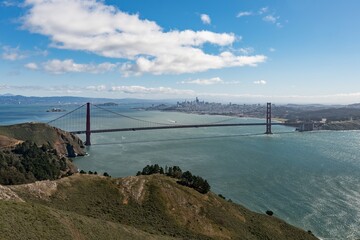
(46, 108, 66, 112)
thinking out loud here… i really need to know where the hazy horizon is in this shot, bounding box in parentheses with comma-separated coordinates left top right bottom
(2, 92, 360, 106)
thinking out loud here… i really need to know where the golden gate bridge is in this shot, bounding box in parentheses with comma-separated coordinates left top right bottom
(48, 102, 290, 146)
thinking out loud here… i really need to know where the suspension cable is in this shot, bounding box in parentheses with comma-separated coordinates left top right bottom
(92, 104, 176, 126)
(47, 103, 87, 124)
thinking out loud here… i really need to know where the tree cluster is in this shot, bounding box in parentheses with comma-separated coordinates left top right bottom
(136, 164, 211, 194)
(177, 170, 211, 194)
(0, 141, 70, 185)
(79, 170, 111, 177)
(136, 164, 164, 176)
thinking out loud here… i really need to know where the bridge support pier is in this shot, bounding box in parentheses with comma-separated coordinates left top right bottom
(265, 102, 272, 134)
(85, 102, 91, 146)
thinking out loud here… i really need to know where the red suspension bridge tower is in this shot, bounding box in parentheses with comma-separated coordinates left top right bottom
(85, 102, 91, 146)
(265, 102, 272, 134)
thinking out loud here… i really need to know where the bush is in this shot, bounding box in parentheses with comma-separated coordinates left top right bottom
(218, 194, 226, 200)
(136, 164, 211, 194)
(266, 210, 274, 216)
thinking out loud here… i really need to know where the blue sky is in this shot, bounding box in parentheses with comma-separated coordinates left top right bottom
(0, 0, 360, 103)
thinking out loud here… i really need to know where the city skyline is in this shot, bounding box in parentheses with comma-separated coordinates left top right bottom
(1, 0, 360, 104)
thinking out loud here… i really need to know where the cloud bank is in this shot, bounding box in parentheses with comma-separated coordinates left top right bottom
(110, 86, 195, 95)
(180, 77, 240, 85)
(25, 59, 117, 74)
(254, 80, 267, 85)
(22, 0, 266, 75)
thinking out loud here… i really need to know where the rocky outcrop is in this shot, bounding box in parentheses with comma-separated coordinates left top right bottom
(0, 185, 24, 202)
(53, 126, 86, 157)
(0, 135, 23, 148)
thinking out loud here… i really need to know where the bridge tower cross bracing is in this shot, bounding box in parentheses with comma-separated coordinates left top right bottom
(265, 102, 272, 134)
(85, 102, 91, 146)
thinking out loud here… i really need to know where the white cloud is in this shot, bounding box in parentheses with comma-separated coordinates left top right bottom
(237, 7, 283, 28)
(179, 77, 241, 85)
(1, 0, 20, 7)
(180, 77, 224, 85)
(121, 52, 266, 76)
(39, 59, 117, 74)
(263, 14, 282, 28)
(258, 7, 269, 15)
(236, 11, 253, 18)
(254, 80, 267, 85)
(269, 47, 276, 52)
(110, 86, 195, 95)
(200, 14, 211, 25)
(263, 15, 277, 24)
(2, 46, 26, 61)
(0, 84, 83, 93)
(2, 45, 49, 61)
(0, 85, 10, 90)
(238, 47, 254, 55)
(22, 0, 266, 76)
(85, 85, 107, 91)
(24, 62, 38, 70)
(48, 86, 83, 94)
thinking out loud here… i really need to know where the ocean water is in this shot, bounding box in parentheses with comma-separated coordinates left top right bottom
(0, 104, 359, 239)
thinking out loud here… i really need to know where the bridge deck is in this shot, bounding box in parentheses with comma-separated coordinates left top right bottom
(70, 122, 287, 134)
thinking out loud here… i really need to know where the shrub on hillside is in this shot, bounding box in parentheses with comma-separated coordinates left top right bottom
(136, 164, 211, 194)
(266, 210, 274, 216)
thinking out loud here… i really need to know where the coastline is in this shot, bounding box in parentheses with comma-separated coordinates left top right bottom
(148, 109, 360, 131)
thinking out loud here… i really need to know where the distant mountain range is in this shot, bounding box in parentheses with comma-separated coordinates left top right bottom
(0, 94, 175, 105)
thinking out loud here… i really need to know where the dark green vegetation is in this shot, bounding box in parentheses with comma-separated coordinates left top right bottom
(1, 174, 318, 240)
(0, 123, 83, 185)
(0, 141, 73, 185)
(0, 122, 85, 157)
(137, 164, 210, 194)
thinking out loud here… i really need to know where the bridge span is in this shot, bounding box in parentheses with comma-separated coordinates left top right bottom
(49, 102, 292, 146)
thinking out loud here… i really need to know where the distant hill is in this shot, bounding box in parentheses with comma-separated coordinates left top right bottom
(0, 174, 318, 240)
(280, 107, 360, 122)
(0, 94, 175, 105)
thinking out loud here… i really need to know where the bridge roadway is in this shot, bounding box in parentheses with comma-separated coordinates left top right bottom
(70, 122, 288, 134)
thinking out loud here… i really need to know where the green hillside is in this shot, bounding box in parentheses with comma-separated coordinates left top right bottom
(0, 174, 318, 240)
(0, 123, 85, 156)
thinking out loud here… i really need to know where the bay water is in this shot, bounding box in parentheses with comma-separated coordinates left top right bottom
(1, 104, 359, 239)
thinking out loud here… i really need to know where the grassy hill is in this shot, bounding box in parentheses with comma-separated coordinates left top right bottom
(0, 122, 85, 157)
(0, 174, 318, 240)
